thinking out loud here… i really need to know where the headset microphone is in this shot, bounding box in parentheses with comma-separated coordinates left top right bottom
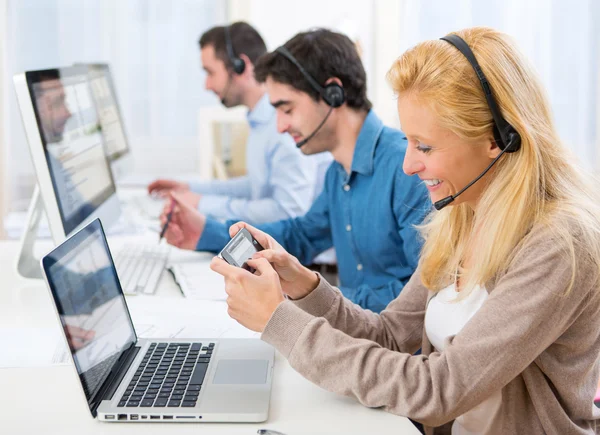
(275, 46, 346, 148)
(433, 34, 522, 211)
(433, 146, 509, 210)
(295, 106, 334, 148)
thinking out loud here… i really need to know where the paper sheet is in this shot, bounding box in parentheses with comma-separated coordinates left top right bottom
(0, 326, 69, 368)
(126, 296, 259, 340)
(167, 262, 227, 301)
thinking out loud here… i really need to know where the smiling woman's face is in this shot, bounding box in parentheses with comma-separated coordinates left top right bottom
(398, 94, 500, 209)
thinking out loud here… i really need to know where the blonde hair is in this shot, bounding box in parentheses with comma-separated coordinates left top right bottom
(387, 27, 600, 295)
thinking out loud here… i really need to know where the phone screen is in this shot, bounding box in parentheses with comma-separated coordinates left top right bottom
(228, 235, 257, 267)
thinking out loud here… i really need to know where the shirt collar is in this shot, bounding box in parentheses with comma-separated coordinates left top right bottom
(350, 110, 384, 176)
(247, 93, 274, 128)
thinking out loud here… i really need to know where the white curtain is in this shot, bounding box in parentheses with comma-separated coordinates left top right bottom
(5, 0, 226, 210)
(397, 0, 600, 170)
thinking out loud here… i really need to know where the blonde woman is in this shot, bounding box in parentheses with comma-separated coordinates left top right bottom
(211, 27, 600, 433)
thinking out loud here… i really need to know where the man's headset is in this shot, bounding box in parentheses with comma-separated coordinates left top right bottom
(432, 34, 522, 210)
(224, 25, 245, 75)
(275, 46, 346, 148)
(275, 46, 345, 108)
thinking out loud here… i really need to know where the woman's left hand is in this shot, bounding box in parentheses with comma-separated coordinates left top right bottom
(210, 256, 285, 332)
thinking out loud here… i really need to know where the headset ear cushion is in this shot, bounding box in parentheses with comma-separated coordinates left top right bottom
(505, 131, 521, 153)
(233, 58, 245, 75)
(493, 127, 521, 153)
(323, 84, 345, 108)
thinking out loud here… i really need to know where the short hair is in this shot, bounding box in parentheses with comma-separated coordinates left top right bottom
(199, 21, 267, 68)
(254, 29, 371, 111)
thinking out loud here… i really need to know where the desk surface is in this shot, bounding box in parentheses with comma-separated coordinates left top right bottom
(0, 234, 419, 435)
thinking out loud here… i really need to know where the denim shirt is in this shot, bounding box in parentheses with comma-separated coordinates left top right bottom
(197, 110, 431, 312)
(188, 93, 330, 223)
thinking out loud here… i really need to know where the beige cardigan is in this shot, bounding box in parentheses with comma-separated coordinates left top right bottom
(261, 223, 600, 434)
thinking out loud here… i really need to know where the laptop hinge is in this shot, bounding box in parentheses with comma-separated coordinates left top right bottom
(90, 343, 140, 417)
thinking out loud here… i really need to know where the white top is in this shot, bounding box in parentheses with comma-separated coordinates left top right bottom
(425, 284, 502, 435)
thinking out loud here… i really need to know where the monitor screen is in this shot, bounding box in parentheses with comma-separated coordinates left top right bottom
(27, 67, 117, 235)
(87, 64, 129, 162)
(43, 219, 136, 407)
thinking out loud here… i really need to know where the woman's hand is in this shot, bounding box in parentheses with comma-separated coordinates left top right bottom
(228, 222, 319, 300)
(210, 256, 285, 332)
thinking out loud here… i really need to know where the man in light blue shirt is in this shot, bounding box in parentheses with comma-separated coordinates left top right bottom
(160, 30, 430, 313)
(148, 22, 329, 223)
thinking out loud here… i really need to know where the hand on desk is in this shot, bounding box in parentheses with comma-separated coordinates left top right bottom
(159, 192, 206, 250)
(227, 223, 319, 300)
(64, 325, 95, 350)
(148, 179, 190, 197)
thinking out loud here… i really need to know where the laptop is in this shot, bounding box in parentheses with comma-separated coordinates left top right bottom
(41, 218, 274, 422)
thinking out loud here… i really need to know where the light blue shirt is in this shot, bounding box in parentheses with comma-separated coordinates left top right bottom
(188, 94, 330, 224)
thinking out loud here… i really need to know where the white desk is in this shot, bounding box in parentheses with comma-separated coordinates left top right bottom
(0, 235, 420, 435)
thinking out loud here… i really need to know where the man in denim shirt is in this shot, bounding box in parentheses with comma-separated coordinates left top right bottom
(161, 30, 430, 313)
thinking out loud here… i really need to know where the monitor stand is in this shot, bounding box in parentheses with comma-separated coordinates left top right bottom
(16, 186, 47, 279)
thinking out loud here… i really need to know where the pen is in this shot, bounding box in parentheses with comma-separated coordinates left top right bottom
(158, 199, 175, 242)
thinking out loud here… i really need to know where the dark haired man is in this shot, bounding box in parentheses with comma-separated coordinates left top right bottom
(162, 29, 430, 313)
(148, 22, 329, 224)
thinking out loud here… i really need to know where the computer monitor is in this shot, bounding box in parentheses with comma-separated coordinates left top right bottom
(85, 63, 133, 182)
(13, 65, 122, 277)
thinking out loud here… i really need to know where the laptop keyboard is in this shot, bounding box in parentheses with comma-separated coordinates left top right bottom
(118, 342, 214, 408)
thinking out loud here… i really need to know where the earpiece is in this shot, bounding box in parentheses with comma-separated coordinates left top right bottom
(322, 83, 345, 108)
(224, 25, 245, 75)
(275, 46, 346, 108)
(441, 34, 521, 153)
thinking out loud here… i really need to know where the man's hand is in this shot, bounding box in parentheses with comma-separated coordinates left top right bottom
(160, 192, 206, 250)
(228, 222, 319, 300)
(148, 179, 190, 197)
(174, 190, 202, 209)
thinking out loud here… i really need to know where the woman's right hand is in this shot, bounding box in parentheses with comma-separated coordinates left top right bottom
(228, 222, 319, 300)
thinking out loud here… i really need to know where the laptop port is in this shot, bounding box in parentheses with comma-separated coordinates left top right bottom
(141, 416, 148, 419)
(163, 415, 174, 420)
(105, 415, 115, 420)
(130, 415, 139, 420)
(118, 414, 127, 421)
(175, 416, 196, 419)
(150, 415, 160, 420)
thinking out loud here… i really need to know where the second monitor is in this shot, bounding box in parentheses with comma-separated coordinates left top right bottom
(14, 65, 168, 293)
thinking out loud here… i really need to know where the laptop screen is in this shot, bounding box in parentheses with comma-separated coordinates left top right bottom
(42, 219, 136, 408)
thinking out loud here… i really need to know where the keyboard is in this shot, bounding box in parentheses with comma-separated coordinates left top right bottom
(118, 342, 214, 408)
(114, 243, 170, 295)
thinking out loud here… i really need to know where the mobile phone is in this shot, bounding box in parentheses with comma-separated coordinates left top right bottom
(218, 228, 265, 272)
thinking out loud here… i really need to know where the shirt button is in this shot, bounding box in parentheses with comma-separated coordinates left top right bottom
(346, 225, 352, 232)
(357, 264, 363, 271)
(343, 184, 350, 191)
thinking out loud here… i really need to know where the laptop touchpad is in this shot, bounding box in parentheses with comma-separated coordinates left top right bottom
(212, 359, 269, 384)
